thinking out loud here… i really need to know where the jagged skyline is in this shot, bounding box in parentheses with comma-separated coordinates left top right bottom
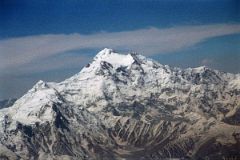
(0, 48, 239, 159)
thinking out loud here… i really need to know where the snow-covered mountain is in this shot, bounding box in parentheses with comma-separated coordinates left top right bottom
(0, 48, 240, 160)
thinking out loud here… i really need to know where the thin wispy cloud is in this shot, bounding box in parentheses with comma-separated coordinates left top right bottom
(1, 24, 240, 74)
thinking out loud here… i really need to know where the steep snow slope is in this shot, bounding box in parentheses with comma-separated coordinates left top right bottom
(0, 48, 240, 160)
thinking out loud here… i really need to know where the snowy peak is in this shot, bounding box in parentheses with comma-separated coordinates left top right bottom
(82, 48, 165, 79)
(93, 48, 135, 68)
(93, 48, 113, 60)
(29, 80, 49, 93)
(77, 48, 138, 79)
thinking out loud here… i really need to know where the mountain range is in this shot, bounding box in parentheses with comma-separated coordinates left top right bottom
(0, 48, 240, 160)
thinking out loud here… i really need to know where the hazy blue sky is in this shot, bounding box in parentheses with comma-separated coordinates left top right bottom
(0, 0, 240, 99)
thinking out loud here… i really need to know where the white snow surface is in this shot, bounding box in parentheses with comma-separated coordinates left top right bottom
(94, 48, 135, 67)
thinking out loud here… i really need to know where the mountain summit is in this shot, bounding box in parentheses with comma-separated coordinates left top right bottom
(0, 49, 240, 160)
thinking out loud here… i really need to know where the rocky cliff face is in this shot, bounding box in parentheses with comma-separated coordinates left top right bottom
(0, 48, 240, 160)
